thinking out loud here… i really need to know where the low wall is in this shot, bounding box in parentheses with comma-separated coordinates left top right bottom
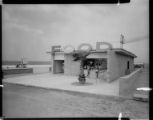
(28, 65, 51, 74)
(2, 65, 52, 74)
(3, 68, 33, 75)
(119, 68, 142, 98)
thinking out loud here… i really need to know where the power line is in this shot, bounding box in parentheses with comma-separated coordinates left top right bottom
(125, 36, 148, 43)
(120, 34, 148, 48)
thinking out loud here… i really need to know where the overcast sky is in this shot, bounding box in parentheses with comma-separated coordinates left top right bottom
(2, 0, 149, 63)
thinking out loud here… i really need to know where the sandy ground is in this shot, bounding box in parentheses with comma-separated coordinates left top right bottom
(3, 66, 149, 119)
(134, 67, 149, 88)
(3, 83, 149, 119)
(3, 72, 120, 97)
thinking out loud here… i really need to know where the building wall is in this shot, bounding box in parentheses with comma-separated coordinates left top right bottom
(107, 50, 134, 82)
(51, 54, 55, 74)
(107, 50, 119, 82)
(54, 53, 64, 60)
(116, 53, 134, 76)
(64, 54, 80, 76)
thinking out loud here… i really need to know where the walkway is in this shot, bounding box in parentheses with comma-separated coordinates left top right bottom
(3, 73, 120, 97)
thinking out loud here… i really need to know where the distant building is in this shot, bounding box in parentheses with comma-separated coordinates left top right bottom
(48, 42, 137, 82)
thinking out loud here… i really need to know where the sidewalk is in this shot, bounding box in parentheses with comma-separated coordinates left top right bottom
(3, 73, 120, 97)
(3, 67, 148, 98)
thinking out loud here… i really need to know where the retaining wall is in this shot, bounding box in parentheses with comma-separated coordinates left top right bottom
(3, 68, 33, 75)
(119, 68, 142, 97)
(32, 66, 51, 74)
(2, 65, 51, 75)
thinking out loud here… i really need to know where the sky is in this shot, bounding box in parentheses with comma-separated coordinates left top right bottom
(2, 0, 149, 63)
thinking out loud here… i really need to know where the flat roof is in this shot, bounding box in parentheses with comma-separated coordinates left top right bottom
(113, 48, 137, 58)
(46, 48, 137, 58)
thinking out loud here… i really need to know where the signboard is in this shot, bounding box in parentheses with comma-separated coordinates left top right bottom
(77, 43, 93, 52)
(52, 45, 61, 52)
(96, 42, 113, 50)
(63, 45, 75, 53)
(52, 42, 113, 53)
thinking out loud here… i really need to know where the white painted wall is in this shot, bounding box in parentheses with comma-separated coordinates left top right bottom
(64, 54, 80, 76)
(107, 50, 134, 82)
(54, 53, 64, 60)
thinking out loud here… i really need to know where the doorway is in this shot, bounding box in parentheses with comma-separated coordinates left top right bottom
(54, 60, 64, 74)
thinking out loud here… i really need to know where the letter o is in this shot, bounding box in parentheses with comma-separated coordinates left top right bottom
(77, 43, 92, 52)
(63, 45, 75, 53)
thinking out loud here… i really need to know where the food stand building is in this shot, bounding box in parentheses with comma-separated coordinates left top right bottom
(48, 42, 137, 82)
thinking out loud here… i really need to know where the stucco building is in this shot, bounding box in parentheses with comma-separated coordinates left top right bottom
(49, 42, 137, 82)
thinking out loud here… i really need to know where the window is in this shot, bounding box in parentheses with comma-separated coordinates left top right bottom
(127, 61, 130, 69)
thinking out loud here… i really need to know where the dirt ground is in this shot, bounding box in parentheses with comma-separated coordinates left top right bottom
(3, 83, 149, 119)
(3, 65, 149, 119)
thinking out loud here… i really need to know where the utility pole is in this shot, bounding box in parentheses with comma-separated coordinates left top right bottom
(120, 34, 125, 49)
